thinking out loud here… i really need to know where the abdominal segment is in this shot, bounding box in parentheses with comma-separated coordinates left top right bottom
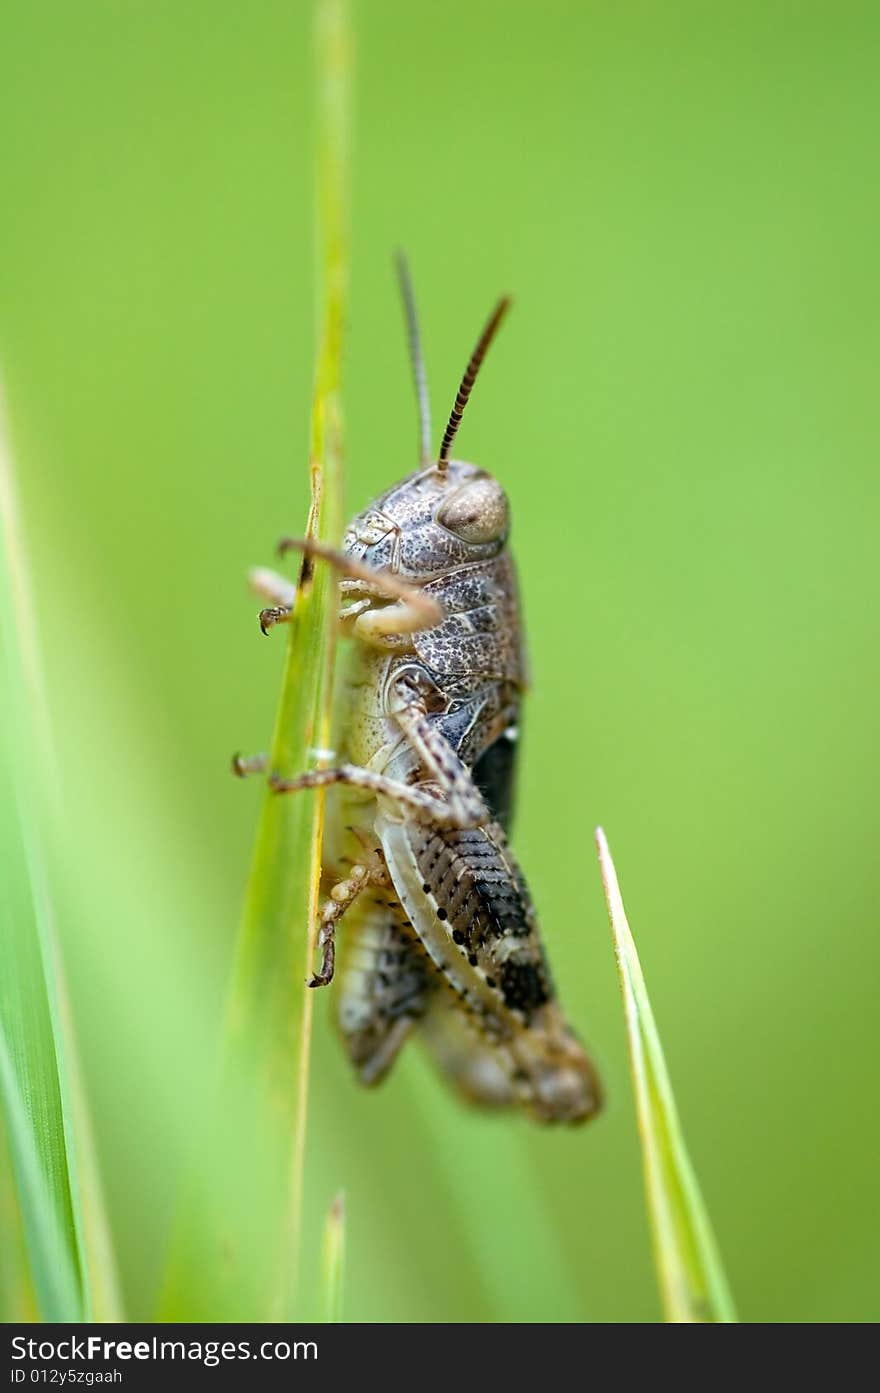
(334, 884, 517, 1109)
(332, 817, 600, 1124)
(380, 816, 602, 1125)
(417, 990, 517, 1110)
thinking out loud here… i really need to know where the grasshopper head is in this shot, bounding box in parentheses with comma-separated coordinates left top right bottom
(343, 459, 510, 580)
(344, 266, 512, 581)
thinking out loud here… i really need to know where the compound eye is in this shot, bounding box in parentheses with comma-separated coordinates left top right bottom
(347, 509, 397, 547)
(436, 476, 509, 545)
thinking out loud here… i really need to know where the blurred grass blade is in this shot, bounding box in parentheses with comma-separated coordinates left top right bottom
(595, 827, 737, 1323)
(160, 0, 350, 1321)
(321, 1190, 345, 1322)
(0, 383, 123, 1321)
(0, 1108, 38, 1320)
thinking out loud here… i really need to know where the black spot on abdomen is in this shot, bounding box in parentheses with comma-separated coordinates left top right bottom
(499, 958, 550, 1015)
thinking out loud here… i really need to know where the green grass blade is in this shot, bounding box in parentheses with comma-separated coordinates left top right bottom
(160, 0, 350, 1321)
(321, 1190, 345, 1322)
(269, 0, 350, 1317)
(595, 827, 737, 1323)
(0, 386, 123, 1322)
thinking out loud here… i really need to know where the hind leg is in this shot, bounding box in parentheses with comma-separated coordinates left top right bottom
(309, 845, 390, 987)
(336, 898, 437, 1085)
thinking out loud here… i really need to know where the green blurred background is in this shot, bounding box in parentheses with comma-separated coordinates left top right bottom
(1, 0, 878, 1323)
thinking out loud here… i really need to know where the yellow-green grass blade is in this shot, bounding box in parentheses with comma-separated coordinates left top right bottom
(595, 827, 737, 1323)
(0, 387, 123, 1322)
(321, 1190, 345, 1322)
(160, 0, 350, 1321)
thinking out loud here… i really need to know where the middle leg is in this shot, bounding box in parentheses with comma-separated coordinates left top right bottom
(271, 667, 489, 830)
(270, 764, 485, 831)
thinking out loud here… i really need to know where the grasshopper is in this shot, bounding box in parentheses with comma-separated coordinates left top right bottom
(238, 259, 601, 1124)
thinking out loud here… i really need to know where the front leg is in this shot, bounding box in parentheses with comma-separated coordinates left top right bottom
(276, 536, 443, 641)
(249, 566, 297, 635)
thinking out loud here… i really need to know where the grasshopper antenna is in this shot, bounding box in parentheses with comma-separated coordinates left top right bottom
(395, 251, 432, 466)
(437, 295, 511, 473)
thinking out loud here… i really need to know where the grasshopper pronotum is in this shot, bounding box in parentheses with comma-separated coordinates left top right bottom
(238, 259, 601, 1124)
